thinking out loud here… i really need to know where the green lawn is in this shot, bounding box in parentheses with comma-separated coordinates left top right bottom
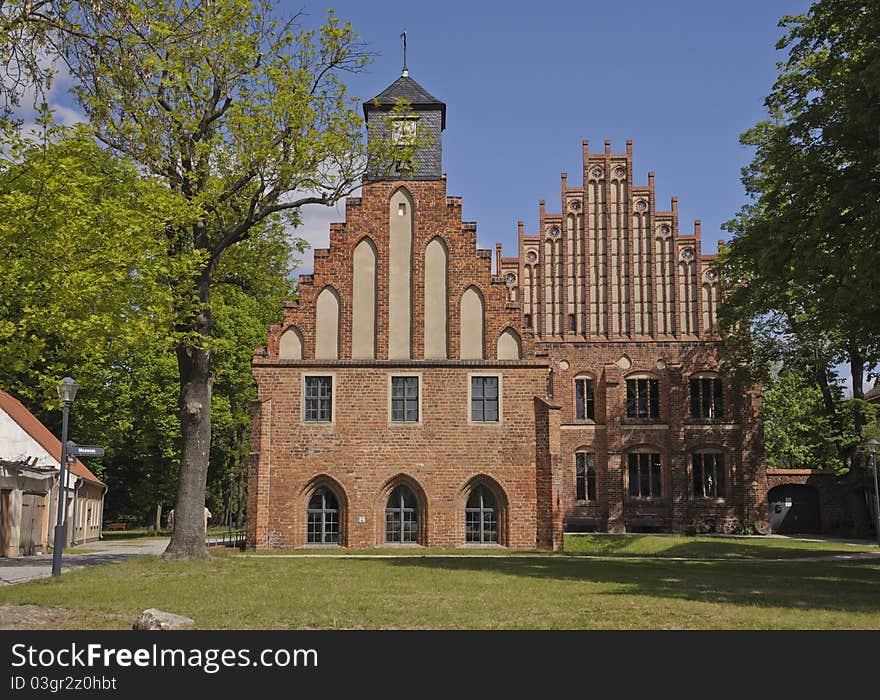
(2, 538, 879, 630)
(240, 535, 880, 559)
(561, 534, 879, 559)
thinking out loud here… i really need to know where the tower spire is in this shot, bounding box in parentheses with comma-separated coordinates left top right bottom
(401, 31, 408, 77)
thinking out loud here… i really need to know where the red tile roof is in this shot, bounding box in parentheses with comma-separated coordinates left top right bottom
(0, 389, 105, 486)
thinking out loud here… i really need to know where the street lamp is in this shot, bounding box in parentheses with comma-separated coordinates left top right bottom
(52, 377, 77, 576)
(868, 439, 880, 548)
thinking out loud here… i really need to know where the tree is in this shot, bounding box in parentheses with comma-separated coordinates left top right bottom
(762, 369, 862, 472)
(718, 0, 880, 453)
(16, 0, 414, 557)
(0, 122, 300, 529)
(0, 123, 182, 401)
(0, 1, 58, 118)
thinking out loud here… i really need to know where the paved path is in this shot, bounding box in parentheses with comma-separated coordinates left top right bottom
(0, 538, 169, 586)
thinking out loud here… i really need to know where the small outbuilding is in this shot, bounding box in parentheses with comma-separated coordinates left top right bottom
(0, 389, 106, 557)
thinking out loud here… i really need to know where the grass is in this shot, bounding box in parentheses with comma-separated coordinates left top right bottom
(238, 535, 879, 559)
(561, 534, 879, 559)
(1, 536, 878, 630)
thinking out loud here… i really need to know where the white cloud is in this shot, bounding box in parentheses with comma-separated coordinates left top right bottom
(286, 199, 347, 276)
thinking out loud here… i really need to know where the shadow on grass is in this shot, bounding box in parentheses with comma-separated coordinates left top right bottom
(384, 555, 880, 615)
(564, 537, 877, 560)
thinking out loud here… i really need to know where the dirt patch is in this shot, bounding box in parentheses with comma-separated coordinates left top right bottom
(0, 604, 80, 630)
(0, 604, 130, 630)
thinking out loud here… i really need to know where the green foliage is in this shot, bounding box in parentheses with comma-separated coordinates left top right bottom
(0, 124, 298, 522)
(718, 0, 880, 374)
(730, 521, 757, 536)
(717, 0, 880, 458)
(0, 123, 187, 403)
(762, 369, 863, 472)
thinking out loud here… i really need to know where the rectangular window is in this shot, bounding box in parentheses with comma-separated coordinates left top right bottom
(304, 376, 332, 422)
(693, 453, 726, 498)
(627, 452, 662, 498)
(575, 378, 595, 421)
(471, 376, 499, 422)
(576, 452, 597, 501)
(391, 117, 418, 146)
(391, 376, 419, 422)
(690, 377, 723, 419)
(626, 378, 660, 419)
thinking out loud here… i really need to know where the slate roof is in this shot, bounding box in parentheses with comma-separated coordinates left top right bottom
(0, 389, 104, 485)
(363, 74, 446, 129)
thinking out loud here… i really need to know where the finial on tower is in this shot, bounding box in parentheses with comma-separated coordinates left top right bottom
(401, 31, 408, 77)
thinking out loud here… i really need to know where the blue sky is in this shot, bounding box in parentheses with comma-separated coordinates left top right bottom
(287, 0, 813, 269)
(284, 0, 876, 394)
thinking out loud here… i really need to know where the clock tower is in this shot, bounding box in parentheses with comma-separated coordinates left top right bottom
(363, 70, 446, 181)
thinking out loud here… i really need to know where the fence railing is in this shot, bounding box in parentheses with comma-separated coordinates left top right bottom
(206, 529, 246, 549)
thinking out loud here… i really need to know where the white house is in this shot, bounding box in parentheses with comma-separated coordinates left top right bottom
(0, 389, 106, 557)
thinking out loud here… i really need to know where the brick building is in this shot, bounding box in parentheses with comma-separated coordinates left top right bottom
(247, 70, 766, 550)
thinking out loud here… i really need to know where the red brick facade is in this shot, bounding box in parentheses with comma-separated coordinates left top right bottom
(247, 74, 767, 550)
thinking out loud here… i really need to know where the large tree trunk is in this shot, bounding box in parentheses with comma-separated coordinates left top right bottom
(164, 274, 213, 559)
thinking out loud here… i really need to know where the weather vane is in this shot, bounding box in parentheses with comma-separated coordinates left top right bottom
(401, 30, 408, 77)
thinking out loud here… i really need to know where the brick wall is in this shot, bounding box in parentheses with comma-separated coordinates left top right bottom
(248, 132, 766, 549)
(546, 341, 764, 534)
(250, 363, 548, 548)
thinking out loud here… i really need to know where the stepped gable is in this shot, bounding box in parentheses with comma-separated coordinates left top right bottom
(503, 139, 721, 342)
(258, 178, 531, 363)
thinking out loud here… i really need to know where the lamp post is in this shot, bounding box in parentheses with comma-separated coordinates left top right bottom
(868, 439, 880, 548)
(51, 377, 77, 576)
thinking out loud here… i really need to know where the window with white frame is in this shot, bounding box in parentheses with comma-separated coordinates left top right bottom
(304, 376, 333, 422)
(575, 376, 595, 420)
(391, 376, 419, 422)
(391, 117, 418, 146)
(471, 376, 499, 422)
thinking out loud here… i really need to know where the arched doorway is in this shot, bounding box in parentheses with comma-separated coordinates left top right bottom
(768, 484, 820, 534)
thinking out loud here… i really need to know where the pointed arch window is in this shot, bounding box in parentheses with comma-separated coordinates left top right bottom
(307, 488, 340, 544)
(465, 486, 498, 543)
(385, 485, 419, 543)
